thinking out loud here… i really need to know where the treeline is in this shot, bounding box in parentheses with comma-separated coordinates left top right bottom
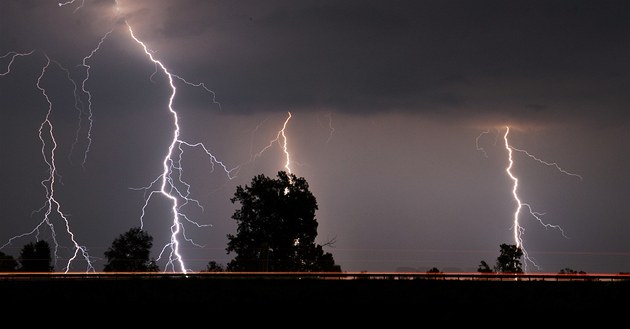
(0, 171, 341, 273)
(0, 172, 616, 274)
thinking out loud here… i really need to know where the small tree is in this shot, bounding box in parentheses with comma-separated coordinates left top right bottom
(226, 171, 341, 272)
(559, 268, 586, 275)
(477, 260, 493, 273)
(18, 240, 53, 272)
(204, 261, 225, 272)
(103, 227, 159, 272)
(0, 251, 18, 272)
(494, 243, 523, 273)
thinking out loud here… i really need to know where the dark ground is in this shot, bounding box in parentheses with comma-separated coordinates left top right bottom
(2, 276, 628, 315)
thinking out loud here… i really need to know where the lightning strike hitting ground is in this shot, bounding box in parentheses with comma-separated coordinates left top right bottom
(126, 23, 237, 273)
(0, 1, 239, 273)
(501, 126, 581, 271)
(0, 52, 95, 272)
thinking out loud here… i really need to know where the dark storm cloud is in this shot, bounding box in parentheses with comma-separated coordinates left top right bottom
(116, 0, 630, 126)
(4, 0, 624, 124)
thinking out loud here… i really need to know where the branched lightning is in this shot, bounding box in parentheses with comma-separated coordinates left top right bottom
(4, 1, 239, 273)
(0, 50, 35, 76)
(249, 111, 294, 174)
(126, 22, 237, 273)
(0, 52, 95, 272)
(500, 126, 581, 271)
(510, 146, 583, 181)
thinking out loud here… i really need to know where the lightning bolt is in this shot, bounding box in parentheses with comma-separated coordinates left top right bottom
(475, 129, 491, 158)
(249, 111, 294, 174)
(51, 1, 235, 273)
(58, 0, 85, 13)
(279, 112, 293, 174)
(319, 112, 335, 144)
(125, 22, 237, 273)
(75, 30, 114, 169)
(501, 126, 581, 271)
(0, 50, 36, 76)
(0, 52, 95, 272)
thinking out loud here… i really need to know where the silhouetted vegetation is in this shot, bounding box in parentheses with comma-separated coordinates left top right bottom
(226, 171, 341, 272)
(477, 243, 523, 273)
(494, 243, 523, 273)
(478, 259, 493, 273)
(18, 240, 53, 272)
(103, 227, 159, 272)
(559, 267, 586, 275)
(204, 261, 225, 272)
(0, 251, 18, 272)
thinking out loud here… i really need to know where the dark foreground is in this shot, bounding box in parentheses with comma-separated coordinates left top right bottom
(2, 275, 628, 314)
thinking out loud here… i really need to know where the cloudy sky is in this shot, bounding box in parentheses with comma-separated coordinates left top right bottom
(1, 0, 628, 273)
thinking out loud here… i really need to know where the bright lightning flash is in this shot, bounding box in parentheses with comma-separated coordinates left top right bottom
(249, 111, 294, 174)
(0, 52, 95, 272)
(126, 23, 237, 273)
(1, 1, 237, 273)
(501, 126, 582, 271)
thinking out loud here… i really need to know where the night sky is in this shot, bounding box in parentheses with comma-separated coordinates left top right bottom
(1, 0, 628, 273)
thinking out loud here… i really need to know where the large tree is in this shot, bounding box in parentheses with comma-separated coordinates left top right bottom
(18, 240, 53, 272)
(103, 227, 159, 272)
(226, 171, 341, 272)
(494, 243, 523, 273)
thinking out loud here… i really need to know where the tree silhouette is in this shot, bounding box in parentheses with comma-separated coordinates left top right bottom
(494, 243, 523, 273)
(204, 260, 225, 272)
(226, 171, 341, 272)
(559, 268, 586, 275)
(103, 227, 159, 272)
(0, 251, 18, 272)
(18, 240, 53, 272)
(477, 260, 493, 273)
